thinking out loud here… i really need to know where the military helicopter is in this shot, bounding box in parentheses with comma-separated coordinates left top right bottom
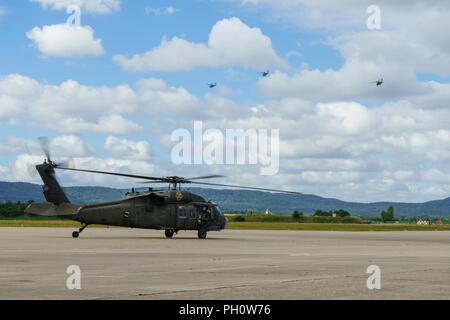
(25, 140, 300, 239)
(371, 78, 384, 86)
(259, 70, 270, 77)
(207, 83, 217, 89)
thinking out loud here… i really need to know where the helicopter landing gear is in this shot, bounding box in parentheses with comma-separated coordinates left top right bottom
(198, 228, 207, 239)
(72, 224, 88, 238)
(165, 229, 177, 238)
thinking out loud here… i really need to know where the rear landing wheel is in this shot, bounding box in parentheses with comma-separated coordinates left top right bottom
(198, 229, 207, 239)
(165, 229, 175, 238)
(72, 224, 87, 239)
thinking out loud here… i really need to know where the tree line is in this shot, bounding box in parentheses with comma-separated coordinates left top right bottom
(0, 201, 30, 217)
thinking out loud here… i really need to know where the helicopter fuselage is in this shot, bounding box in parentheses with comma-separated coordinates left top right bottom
(73, 190, 227, 233)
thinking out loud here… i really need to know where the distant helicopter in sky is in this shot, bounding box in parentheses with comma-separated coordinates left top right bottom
(371, 78, 384, 86)
(208, 83, 217, 89)
(259, 70, 270, 77)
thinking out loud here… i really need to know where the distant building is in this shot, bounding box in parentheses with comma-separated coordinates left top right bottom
(417, 219, 430, 225)
(435, 219, 445, 225)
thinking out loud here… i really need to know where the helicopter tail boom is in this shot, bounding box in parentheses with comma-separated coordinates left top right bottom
(25, 203, 82, 217)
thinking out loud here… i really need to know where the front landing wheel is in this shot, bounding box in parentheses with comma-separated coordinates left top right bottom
(72, 231, 80, 239)
(165, 229, 175, 238)
(198, 229, 207, 239)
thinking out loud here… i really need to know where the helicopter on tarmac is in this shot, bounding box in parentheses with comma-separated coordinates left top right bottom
(25, 139, 300, 239)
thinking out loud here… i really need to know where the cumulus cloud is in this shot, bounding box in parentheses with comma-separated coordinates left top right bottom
(114, 17, 286, 72)
(258, 60, 433, 102)
(0, 135, 92, 163)
(4, 1, 450, 202)
(145, 7, 178, 16)
(8, 154, 156, 186)
(232, 0, 450, 108)
(27, 24, 104, 57)
(194, 93, 450, 202)
(0, 135, 155, 187)
(31, 0, 121, 14)
(105, 136, 151, 160)
(0, 74, 141, 134)
(0, 74, 208, 135)
(136, 78, 199, 114)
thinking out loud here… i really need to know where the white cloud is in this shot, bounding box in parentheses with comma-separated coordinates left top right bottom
(8, 154, 156, 186)
(233, 0, 450, 77)
(52, 114, 142, 135)
(114, 17, 286, 72)
(27, 24, 104, 57)
(105, 136, 151, 160)
(258, 60, 433, 102)
(50, 135, 93, 157)
(145, 7, 178, 16)
(0, 96, 19, 121)
(136, 78, 199, 114)
(0, 74, 140, 134)
(0, 135, 155, 186)
(0, 135, 92, 164)
(0, 74, 208, 135)
(31, 0, 121, 14)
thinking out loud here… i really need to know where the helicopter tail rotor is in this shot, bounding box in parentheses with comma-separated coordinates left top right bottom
(38, 136, 52, 163)
(38, 137, 76, 169)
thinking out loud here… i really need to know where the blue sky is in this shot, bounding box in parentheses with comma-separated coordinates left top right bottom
(1, 0, 450, 203)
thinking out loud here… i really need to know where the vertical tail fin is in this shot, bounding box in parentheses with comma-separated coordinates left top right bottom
(36, 163, 70, 205)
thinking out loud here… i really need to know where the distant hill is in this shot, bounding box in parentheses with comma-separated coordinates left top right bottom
(0, 181, 449, 217)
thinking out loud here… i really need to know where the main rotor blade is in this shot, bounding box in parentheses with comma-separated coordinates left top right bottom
(187, 181, 302, 195)
(57, 167, 166, 182)
(138, 181, 168, 184)
(54, 159, 75, 169)
(185, 175, 226, 181)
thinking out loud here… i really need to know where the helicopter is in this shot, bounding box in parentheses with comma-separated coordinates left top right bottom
(25, 140, 300, 239)
(259, 70, 270, 77)
(371, 78, 383, 86)
(207, 83, 217, 89)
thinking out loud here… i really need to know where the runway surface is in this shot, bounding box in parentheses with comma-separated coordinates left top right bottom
(0, 227, 449, 300)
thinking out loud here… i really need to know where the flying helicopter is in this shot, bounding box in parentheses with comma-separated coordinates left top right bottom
(259, 70, 270, 77)
(25, 139, 300, 239)
(371, 78, 384, 86)
(207, 83, 217, 89)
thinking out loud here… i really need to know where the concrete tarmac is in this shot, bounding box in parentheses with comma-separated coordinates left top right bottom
(0, 227, 449, 300)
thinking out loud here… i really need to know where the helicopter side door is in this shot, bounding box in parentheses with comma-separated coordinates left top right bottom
(133, 198, 147, 228)
(185, 205, 199, 230)
(176, 205, 187, 230)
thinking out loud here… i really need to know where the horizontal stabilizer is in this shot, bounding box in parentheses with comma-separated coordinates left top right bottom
(25, 203, 83, 217)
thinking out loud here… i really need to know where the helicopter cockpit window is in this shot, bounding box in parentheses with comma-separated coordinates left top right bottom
(213, 206, 221, 216)
(201, 206, 212, 220)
